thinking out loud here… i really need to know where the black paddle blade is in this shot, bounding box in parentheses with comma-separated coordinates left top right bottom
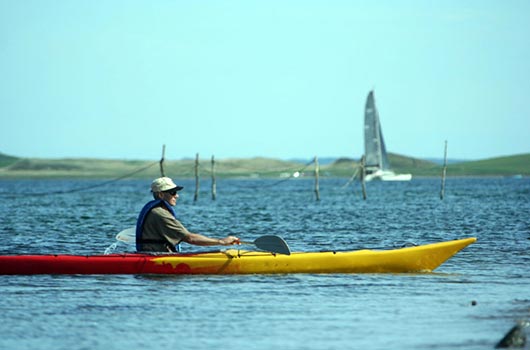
(253, 235, 291, 255)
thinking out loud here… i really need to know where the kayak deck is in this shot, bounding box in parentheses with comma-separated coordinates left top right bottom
(0, 237, 476, 275)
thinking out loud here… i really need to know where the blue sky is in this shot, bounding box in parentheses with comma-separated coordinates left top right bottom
(1, 1, 529, 161)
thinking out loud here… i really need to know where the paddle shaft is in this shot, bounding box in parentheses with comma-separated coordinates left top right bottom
(115, 228, 291, 255)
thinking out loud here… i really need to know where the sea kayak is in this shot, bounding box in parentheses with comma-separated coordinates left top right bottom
(0, 237, 476, 275)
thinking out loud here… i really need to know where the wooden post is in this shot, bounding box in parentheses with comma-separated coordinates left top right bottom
(194, 153, 199, 202)
(211, 155, 217, 201)
(314, 156, 320, 201)
(440, 140, 448, 200)
(159, 144, 166, 177)
(360, 155, 367, 200)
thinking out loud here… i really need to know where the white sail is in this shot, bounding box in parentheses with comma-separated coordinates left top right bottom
(363, 91, 411, 181)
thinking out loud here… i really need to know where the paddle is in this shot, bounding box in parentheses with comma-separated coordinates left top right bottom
(239, 236, 291, 255)
(115, 227, 291, 255)
(115, 227, 136, 244)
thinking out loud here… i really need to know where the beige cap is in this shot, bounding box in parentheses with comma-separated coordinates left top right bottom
(151, 177, 184, 192)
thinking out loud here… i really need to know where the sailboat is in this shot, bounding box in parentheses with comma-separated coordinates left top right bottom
(363, 90, 412, 181)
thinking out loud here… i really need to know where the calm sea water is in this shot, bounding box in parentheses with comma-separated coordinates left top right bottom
(0, 177, 529, 350)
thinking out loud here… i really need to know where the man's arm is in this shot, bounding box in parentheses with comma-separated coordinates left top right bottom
(182, 232, 240, 246)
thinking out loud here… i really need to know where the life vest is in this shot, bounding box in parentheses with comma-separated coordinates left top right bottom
(135, 199, 180, 252)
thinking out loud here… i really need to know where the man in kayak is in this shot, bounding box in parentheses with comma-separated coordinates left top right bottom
(136, 177, 240, 252)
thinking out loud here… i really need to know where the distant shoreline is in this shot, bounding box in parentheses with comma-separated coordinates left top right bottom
(0, 153, 528, 179)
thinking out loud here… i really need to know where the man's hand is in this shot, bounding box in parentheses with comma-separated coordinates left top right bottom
(219, 236, 240, 245)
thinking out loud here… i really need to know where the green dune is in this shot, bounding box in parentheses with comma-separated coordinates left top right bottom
(0, 152, 528, 179)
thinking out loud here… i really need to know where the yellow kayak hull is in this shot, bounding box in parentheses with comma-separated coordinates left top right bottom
(152, 237, 477, 274)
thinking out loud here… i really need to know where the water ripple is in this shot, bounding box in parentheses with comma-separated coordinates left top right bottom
(1, 178, 529, 350)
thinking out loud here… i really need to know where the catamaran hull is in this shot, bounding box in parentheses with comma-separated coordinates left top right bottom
(0, 238, 476, 275)
(365, 170, 412, 182)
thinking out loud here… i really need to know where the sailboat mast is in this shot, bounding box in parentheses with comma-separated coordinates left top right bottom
(373, 95, 384, 169)
(364, 90, 379, 170)
(373, 92, 390, 171)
